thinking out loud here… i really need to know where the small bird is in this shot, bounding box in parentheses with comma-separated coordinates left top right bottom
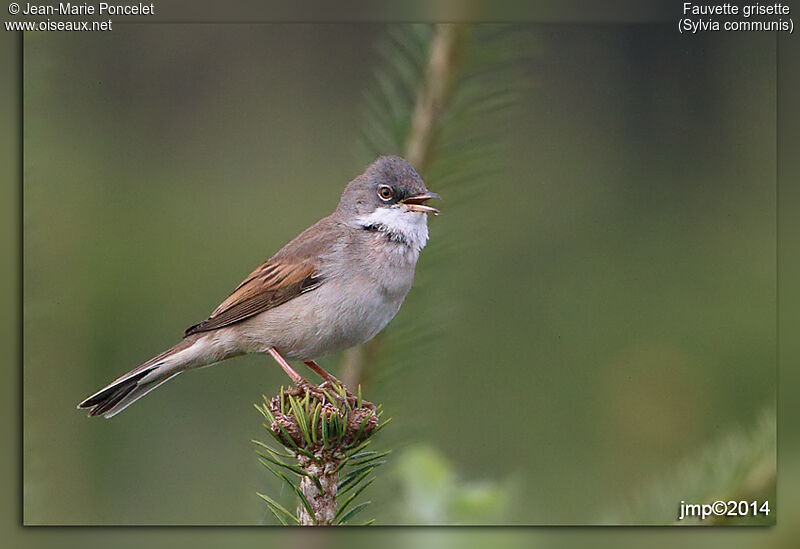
(78, 156, 439, 418)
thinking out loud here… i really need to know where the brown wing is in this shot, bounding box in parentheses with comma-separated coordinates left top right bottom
(184, 260, 322, 336)
(183, 216, 343, 337)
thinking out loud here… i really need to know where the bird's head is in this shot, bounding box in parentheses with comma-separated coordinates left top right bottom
(337, 156, 440, 226)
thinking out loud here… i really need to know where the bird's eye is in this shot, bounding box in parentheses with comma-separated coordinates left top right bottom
(378, 185, 393, 201)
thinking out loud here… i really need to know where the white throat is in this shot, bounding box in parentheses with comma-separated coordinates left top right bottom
(356, 206, 430, 253)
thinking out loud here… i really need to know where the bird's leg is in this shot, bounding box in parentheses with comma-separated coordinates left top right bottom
(268, 347, 308, 388)
(303, 360, 343, 385)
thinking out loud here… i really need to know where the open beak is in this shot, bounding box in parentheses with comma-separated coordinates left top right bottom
(401, 191, 441, 215)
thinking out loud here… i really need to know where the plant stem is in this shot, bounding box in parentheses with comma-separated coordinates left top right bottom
(297, 456, 339, 526)
(405, 23, 468, 173)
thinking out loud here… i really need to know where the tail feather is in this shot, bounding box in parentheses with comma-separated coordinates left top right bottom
(96, 372, 182, 418)
(81, 368, 154, 416)
(78, 335, 205, 418)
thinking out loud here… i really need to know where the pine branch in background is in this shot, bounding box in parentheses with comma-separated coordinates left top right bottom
(341, 23, 466, 388)
(343, 23, 532, 389)
(254, 383, 390, 526)
(609, 407, 775, 525)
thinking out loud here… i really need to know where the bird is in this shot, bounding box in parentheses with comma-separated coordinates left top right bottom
(78, 155, 440, 418)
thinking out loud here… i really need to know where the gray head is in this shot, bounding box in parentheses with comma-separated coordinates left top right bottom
(336, 156, 440, 220)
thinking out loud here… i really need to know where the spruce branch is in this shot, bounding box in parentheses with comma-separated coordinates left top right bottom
(254, 382, 390, 526)
(341, 23, 469, 389)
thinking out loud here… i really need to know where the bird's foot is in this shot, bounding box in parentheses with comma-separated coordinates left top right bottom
(303, 360, 374, 409)
(269, 353, 375, 411)
(313, 379, 376, 412)
(303, 360, 343, 385)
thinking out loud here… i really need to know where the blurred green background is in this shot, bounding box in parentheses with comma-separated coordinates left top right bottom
(23, 24, 775, 525)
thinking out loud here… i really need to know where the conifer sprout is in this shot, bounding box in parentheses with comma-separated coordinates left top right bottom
(254, 381, 390, 526)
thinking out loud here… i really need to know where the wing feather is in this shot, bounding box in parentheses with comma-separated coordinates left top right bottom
(183, 216, 341, 337)
(183, 261, 322, 336)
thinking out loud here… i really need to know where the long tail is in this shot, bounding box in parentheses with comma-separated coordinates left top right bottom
(78, 334, 215, 418)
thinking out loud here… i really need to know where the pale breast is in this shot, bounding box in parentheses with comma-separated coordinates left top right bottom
(234, 273, 409, 360)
